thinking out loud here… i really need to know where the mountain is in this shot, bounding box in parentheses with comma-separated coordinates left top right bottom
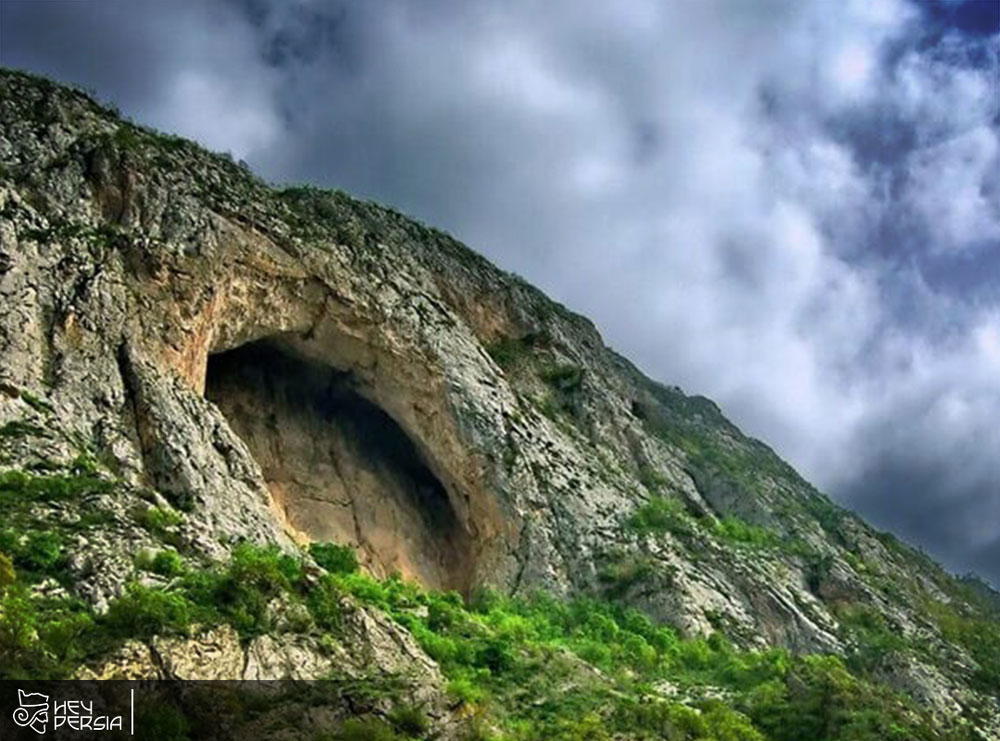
(0, 68, 997, 740)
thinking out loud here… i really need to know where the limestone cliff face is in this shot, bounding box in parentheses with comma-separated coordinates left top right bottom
(0, 70, 997, 734)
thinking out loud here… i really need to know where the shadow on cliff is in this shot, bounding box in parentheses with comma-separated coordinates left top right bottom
(205, 339, 474, 593)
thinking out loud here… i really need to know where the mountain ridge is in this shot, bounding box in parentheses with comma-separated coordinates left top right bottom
(0, 67, 998, 740)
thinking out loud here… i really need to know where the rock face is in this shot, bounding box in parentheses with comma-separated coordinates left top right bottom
(205, 340, 475, 592)
(0, 69, 998, 736)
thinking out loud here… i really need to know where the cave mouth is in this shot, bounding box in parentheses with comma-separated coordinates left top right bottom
(205, 338, 474, 593)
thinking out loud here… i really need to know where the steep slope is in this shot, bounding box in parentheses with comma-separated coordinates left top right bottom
(0, 69, 997, 739)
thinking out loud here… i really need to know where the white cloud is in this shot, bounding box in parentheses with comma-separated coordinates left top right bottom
(831, 42, 877, 98)
(150, 68, 281, 158)
(905, 125, 1000, 249)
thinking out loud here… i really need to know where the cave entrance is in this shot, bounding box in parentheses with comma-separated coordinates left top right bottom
(204, 339, 474, 593)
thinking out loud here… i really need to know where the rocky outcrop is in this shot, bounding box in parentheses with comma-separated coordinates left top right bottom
(0, 69, 997, 735)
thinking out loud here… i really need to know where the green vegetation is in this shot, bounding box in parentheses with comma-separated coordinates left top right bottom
(18, 217, 130, 251)
(634, 385, 809, 510)
(385, 704, 430, 736)
(0, 468, 114, 506)
(335, 574, 954, 740)
(0, 529, 64, 574)
(626, 495, 697, 538)
(310, 542, 360, 575)
(324, 718, 400, 740)
(0, 467, 119, 589)
(278, 185, 371, 248)
(712, 518, 780, 549)
(597, 552, 661, 598)
(537, 363, 585, 423)
(113, 124, 141, 151)
(19, 390, 54, 414)
(835, 605, 908, 674)
(0, 525, 987, 739)
(538, 364, 584, 393)
(0, 419, 47, 439)
(0, 542, 340, 678)
(925, 599, 1000, 693)
(636, 464, 668, 493)
(486, 336, 535, 370)
(136, 549, 186, 578)
(138, 506, 184, 539)
(626, 497, 780, 551)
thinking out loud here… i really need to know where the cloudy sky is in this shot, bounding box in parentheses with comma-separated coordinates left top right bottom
(2, 0, 999, 585)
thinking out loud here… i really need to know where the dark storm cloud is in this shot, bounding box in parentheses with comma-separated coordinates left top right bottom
(1, 0, 281, 157)
(845, 397, 1000, 579)
(916, 0, 1000, 38)
(2, 0, 999, 584)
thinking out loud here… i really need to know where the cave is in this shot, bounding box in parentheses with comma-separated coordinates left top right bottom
(204, 339, 474, 593)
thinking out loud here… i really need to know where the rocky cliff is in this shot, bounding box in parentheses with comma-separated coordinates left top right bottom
(1, 69, 997, 740)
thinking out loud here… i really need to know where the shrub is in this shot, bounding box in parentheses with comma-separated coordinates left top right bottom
(713, 517, 779, 549)
(485, 336, 532, 369)
(473, 636, 516, 674)
(310, 542, 359, 574)
(138, 506, 183, 536)
(387, 704, 429, 735)
(539, 364, 584, 392)
(0, 563, 94, 678)
(103, 584, 200, 639)
(20, 531, 63, 571)
(598, 553, 659, 598)
(305, 576, 344, 631)
(0, 470, 113, 504)
(446, 676, 487, 705)
(112, 125, 143, 152)
(836, 605, 907, 673)
(926, 600, 1000, 692)
(20, 391, 53, 414)
(743, 655, 940, 741)
(137, 549, 186, 578)
(133, 702, 190, 741)
(626, 496, 696, 537)
(329, 718, 403, 741)
(0, 420, 45, 438)
(637, 464, 668, 493)
(0, 528, 69, 576)
(0, 587, 40, 672)
(184, 543, 299, 637)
